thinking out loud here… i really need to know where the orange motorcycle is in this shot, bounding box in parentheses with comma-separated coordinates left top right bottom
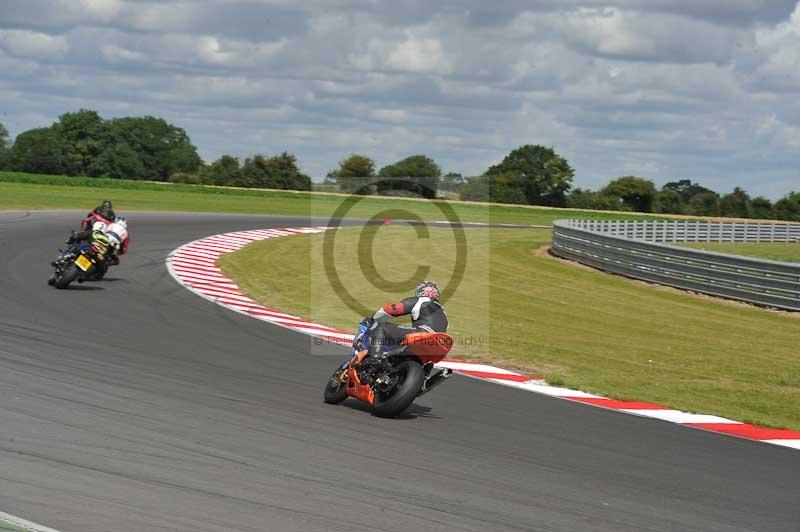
(323, 321, 454, 417)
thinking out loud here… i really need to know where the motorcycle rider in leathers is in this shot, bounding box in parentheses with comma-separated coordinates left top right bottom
(81, 200, 116, 231)
(105, 218, 130, 265)
(66, 221, 112, 261)
(360, 281, 448, 364)
(48, 221, 112, 285)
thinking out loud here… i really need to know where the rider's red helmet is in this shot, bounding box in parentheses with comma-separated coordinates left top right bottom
(414, 281, 440, 300)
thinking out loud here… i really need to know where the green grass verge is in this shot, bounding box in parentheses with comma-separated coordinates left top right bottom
(0, 171, 661, 226)
(0, 518, 29, 532)
(677, 242, 800, 263)
(219, 225, 800, 430)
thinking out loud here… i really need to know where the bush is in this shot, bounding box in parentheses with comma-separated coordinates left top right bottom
(687, 192, 721, 216)
(169, 172, 203, 185)
(750, 197, 774, 220)
(774, 193, 800, 222)
(329, 154, 376, 195)
(378, 155, 441, 198)
(7, 110, 202, 181)
(566, 188, 628, 211)
(235, 153, 312, 191)
(600, 176, 657, 212)
(485, 144, 573, 206)
(460, 173, 527, 204)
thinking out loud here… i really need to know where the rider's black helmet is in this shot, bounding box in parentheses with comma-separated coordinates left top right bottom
(97, 200, 115, 220)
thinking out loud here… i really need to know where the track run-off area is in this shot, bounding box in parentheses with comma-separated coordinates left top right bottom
(0, 211, 798, 532)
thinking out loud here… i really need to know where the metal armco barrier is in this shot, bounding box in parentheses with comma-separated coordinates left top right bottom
(551, 220, 800, 311)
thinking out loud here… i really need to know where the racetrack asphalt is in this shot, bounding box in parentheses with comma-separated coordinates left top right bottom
(0, 211, 798, 532)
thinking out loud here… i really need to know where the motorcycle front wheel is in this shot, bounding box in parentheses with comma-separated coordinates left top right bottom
(323, 362, 350, 404)
(372, 360, 424, 418)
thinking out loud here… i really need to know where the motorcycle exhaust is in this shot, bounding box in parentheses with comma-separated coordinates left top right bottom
(419, 367, 454, 395)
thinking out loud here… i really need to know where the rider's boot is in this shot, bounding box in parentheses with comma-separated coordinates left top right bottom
(365, 326, 387, 366)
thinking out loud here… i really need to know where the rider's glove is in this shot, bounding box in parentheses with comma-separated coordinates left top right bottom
(352, 337, 363, 351)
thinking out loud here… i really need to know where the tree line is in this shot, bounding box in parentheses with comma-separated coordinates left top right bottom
(1, 110, 798, 220)
(327, 146, 800, 221)
(563, 177, 800, 221)
(0, 109, 311, 191)
(1, 110, 202, 182)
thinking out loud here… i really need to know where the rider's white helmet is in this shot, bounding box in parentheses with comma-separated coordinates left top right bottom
(92, 221, 107, 233)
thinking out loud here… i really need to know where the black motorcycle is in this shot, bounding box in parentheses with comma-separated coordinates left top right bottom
(49, 242, 102, 289)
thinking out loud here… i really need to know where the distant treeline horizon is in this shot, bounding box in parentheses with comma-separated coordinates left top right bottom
(1, 109, 798, 221)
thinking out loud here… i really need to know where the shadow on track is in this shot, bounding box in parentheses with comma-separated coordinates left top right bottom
(334, 399, 441, 420)
(59, 284, 105, 291)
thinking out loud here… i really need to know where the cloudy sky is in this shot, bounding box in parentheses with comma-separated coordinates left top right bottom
(2, 1, 800, 198)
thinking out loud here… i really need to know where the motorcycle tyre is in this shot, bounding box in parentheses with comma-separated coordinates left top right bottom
(372, 360, 424, 418)
(323, 363, 349, 405)
(55, 264, 80, 289)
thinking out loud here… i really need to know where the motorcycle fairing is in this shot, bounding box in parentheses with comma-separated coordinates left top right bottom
(346, 351, 375, 404)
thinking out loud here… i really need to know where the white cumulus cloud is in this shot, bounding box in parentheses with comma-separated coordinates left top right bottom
(1, 0, 799, 196)
(386, 37, 451, 74)
(0, 29, 69, 59)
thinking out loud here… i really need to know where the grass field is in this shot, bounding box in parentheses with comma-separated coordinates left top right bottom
(0, 171, 659, 226)
(219, 225, 800, 430)
(678, 242, 800, 263)
(0, 519, 27, 532)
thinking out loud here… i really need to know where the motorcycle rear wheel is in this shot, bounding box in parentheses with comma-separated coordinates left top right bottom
(372, 360, 424, 418)
(54, 264, 80, 289)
